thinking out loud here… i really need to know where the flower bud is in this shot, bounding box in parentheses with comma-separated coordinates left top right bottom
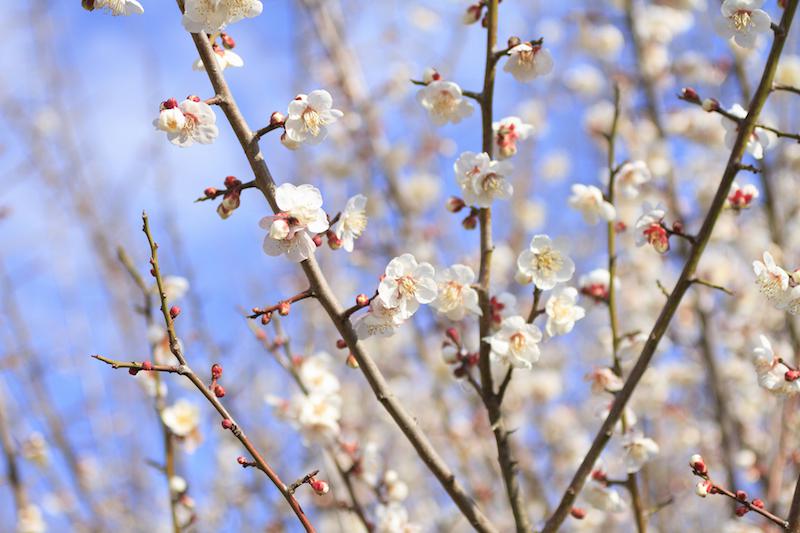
(701, 98, 719, 112)
(462, 214, 478, 230)
(463, 3, 482, 24)
(214, 384, 226, 398)
(204, 187, 217, 198)
(327, 232, 342, 250)
(217, 204, 232, 219)
(220, 33, 236, 49)
(446, 196, 466, 213)
(336, 339, 347, 349)
(278, 301, 291, 316)
(211, 363, 223, 379)
(269, 219, 291, 240)
(237, 456, 247, 465)
(261, 312, 272, 325)
(422, 67, 440, 84)
(161, 98, 179, 110)
(690, 454, 707, 474)
(270, 111, 285, 126)
(752, 498, 765, 508)
(142, 360, 153, 371)
(785, 369, 800, 382)
(695, 480, 712, 497)
(346, 354, 359, 368)
(507, 36, 522, 48)
(221, 418, 233, 429)
(735, 506, 749, 517)
(735, 490, 748, 501)
(310, 479, 329, 495)
(570, 507, 586, 520)
(356, 293, 369, 306)
(186, 95, 201, 103)
(222, 191, 240, 210)
(312, 234, 323, 247)
(681, 87, 700, 102)
(445, 327, 460, 345)
(170, 305, 181, 319)
(128, 367, 139, 376)
(224, 175, 240, 189)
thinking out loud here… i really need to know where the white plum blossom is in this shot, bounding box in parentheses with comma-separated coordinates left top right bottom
(585, 367, 624, 393)
(298, 355, 340, 397)
(752, 251, 799, 311)
(503, 42, 554, 82)
(454, 151, 514, 208)
(635, 203, 670, 253)
(89, 0, 144, 15)
(613, 160, 652, 198)
(622, 432, 660, 473)
(416, 80, 474, 126)
(584, 478, 626, 512)
(722, 104, 773, 159)
(492, 116, 534, 159)
(292, 392, 342, 442)
(284, 90, 343, 147)
(331, 194, 367, 252)
(383, 470, 409, 502)
(182, 0, 263, 33)
(375, 502, 421, 533)
(431, 264, 482, 321)
(259, 183, 329, 262)
(154, 97, 219, 147)
(716, 0, 771, 49)
(752, 335, 800, 395)
(161, 400, 200, 437)
(726, 181, 759, 210)
(484, 315, 543, 369)
(353, 299, 406, 339)
(545, 286, 585, 336)
(568, 184, 616, 224)
(160, 276, 190, 303)
(578, 268, 616, 303)
(192, 46, 244, 71)
(516, 234, 575, 290)
(378, 253, 437, 319)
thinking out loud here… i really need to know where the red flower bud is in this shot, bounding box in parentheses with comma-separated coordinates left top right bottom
(462, 214, 478, 230)
(735, 506, 749, 517)
(170, 305, 181, 319)
(336, 339, 347, 349)
(261, 312, 272, 325)
(142, 361, 153, 371)
(312, 235, 323, 247)
(211, 363, 223, 379)
(204, 187, 217, 198)
(446, 327, 460, 345)
(278, 301, 291, 316)
(736, 490, 748, 501)
(446, 196, 466, 213)
(570, 507, 586, 520)
(270, 111, 285, 126)
(162, 98, 178, 110)
(224, 175, 240, 189)
(346, 354, 359, 368)
(214, 384, 226, 398)
(752, 498, 765, 508)
(356, 293, 369, 306)
(237, 456, 247, 465)
(681, 87, 700, 102)
(187, 95, 201, 103)
(310, 479, 329, 495)
(128, 367, 139, 375)
(220, 33, 236, 49)
(221, 418, 233, 429)
(785, 369, 800, 382)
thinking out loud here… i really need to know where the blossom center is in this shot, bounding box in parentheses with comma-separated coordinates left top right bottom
(396, 275, 417, 298)
(481, 172, 503, 192)
(433, 90, 458, 117)
(731, 10, 753, 31)
(510, 332, 526, 354)
(533, 248, 563, 276)
(302, 107, 322, 136)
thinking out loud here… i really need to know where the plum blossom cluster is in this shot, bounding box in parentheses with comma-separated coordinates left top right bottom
(725, 182, 759, 211)
(259, 183, 329, 262)
(154, 96, 219, 147)
(753, 251, 800, 315)
(199, 176, 246, 219)
(454, 151, 514, 208)
(416, 69, 474, 126)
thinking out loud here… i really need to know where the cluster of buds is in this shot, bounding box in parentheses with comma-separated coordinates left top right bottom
(441, 327, 479, 378)
(209, 363, 225, 398)
(679, 87, 720, 112)
(128, 359, 154, 376)
(690, 454, 767, 517)
(446, 196, 481, 230)
(200, 176, 245, 219)
(489, 295, 508, 327)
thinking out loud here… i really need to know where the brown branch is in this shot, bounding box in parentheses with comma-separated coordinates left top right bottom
(185, 15, 496, 532)
(248, 288, 316, 319)
(541, 2, 800, 529)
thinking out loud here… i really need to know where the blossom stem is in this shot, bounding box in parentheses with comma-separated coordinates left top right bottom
(185, 15, 497, 532)
(692, 468, 788, 528)
(248, 288, 316, 319)
(194, 180, 256, 202)
(542, 2, 800, 530)
(254, 122, 284, 140)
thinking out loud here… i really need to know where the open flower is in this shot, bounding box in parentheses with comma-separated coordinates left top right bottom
(635, 203, 669, 253)
(584, 478, 626, 512)
(162, 400, 200, 437)
(726, 182, 759, 210)
(259, 183, 329, 262)
(516, 234, 575, 290)
(614, 160, 651, 198)
(752, 335, 800, 395)
(154, 97, 219, 147)
(292, 392, 342, 442)
(192, 45, 244, 71)
(483, 315, 543, 369)
(722, 104, 773, 159)
(716, 0, 771, 49)
(378, 254, 437, 319)
(182, 0, 263, 33)
(545, 286, 585, 336)
(568, 184, 616, 225)
(431, 264, 482, 321)
(416, 80, 474, 125)
(622, 433, 660, 473)
(88, 0, 144, 15)
(454, 151, 514, 208)
(353, 299, 406, 339)
(492, 116, 534, 159)
(503, 42, 553, 82)
(331, 194, 367, 252)
(284, 90, 343, 146)
(585, 367, 624, 393)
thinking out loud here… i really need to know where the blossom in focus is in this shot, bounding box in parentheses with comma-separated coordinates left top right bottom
(182, 0, 263, 33)
(726, 182, 759, 210)
(716, 0, 771, 49)
(722, 104, 773, 159)
(635, 203, 669, 254)
(454, 151, 514, 208)
(416, 80, 474, 126)
(192, 45, 244, 71)
(162, 400, 200, 437)
(284, 90, 343, 147)
(568, 184, 616, 225)
(622, 432, 660, 473)
(331, 194, 368, 252)
(153, 97, 219, 147)
(431, 264, 482, 321)
(378, 253, 437, 319)
(259, 184, 329, 262)
(353, 299, 406, 339)
(503, 42, 554, 82)
(516, 234, 575, 290)
(545, 286, 585, 336)
(483, 315, 543, 369)
(752, 251, 800, 311)
(87, 0, 144, 15)
(492, 116, 534, 159)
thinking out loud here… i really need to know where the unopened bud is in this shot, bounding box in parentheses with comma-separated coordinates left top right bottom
(224, 175, 240, 189)
(614, 221, 627, 233)
(327, 232, 342, 250)
(336, 339, 347, 349)
(204, 187, 217, 198)
(696, 480, 712, 497)
(310, 479, 329, 495)
(445, 327, 460, 345)
(312, 234, 323, 247)
(261, 312, 272, 325)
(690, 454, 707, 474)
(785, 369, 800, 382)
(211, 363, 223, 379)
(217, 204, 232, 219)
(735, 506, 749, 517)
(422, 67, 440, 84)
(462, 214, 478, 230)
(446, 196, 466, 213)
(161, 98, 179, 110)
(214, 384, 226, 398)
(186, 95, 201, 103)
(278, 301, 291, 316)
(752, 498, 765, 508)
(220, 33, 236, 49)
(237, 456, 247, 465)
(681, 87, 700, 102)
(128, 367, 139, 376)
(463, 3, 482, 24)
(507, 36, 522, 48)
(142, 360, 153, 371)
(346, 354, 359, 368)
(570, 507, 586, 520)
(701, 98, 719, 112)
(270, 111, 285, 126)
(221, 418, 233, 429)
(736, 490, 748, 501)
(356, 293, 369, 307)
(169, 305, 181, 319)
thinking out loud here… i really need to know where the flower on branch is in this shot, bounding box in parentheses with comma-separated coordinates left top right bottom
(613, 160, 652, 199)
(516, 234, 575, 290)
(259, 183, 329, 262)
(284, 90, 343, 148)
(622, 432, 660, 473)
(483, 315, 543, 369)
(544, 286, 585, 337)
(454, 151, 514, 208)
(568, 184, 616, 225)
(378, 253, 437, 319)
(635, 203, 670, 254)
(716, 0, 771, 49)
(431, 264, 482, 321)
(331, 194, 368, 252)
(416, 80, 474, 126)
(85, 0, 144, 15)
(722, 104, 773, 160)
(752, 251, 800, 313)
(725, 181, 759, 210)
(154, 97, 219, 147)
(193, 44, 244, 71)
(578, 268, 616, 303)
(752, 334, 800, 395)
(353, 298, 406, 340)
(503, 42, 553, 82)
(492, 116, 534, 159)
(182, 0, 263, 33)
